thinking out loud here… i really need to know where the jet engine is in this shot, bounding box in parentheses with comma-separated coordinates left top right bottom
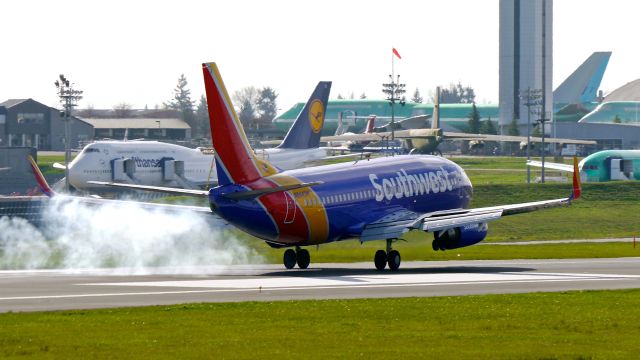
(431, 223, 488, 251)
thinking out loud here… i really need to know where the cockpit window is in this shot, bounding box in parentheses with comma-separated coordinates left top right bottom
(84, 148, 100, 153)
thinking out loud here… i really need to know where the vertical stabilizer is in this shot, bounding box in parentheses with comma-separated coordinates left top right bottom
(365, 115, 376, 134)
(278, 81, 332, 149)
(202, 62, 278, 185)
(554, 52, 611, 104)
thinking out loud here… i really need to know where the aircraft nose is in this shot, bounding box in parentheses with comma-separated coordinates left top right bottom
(67, 162, 81, 188)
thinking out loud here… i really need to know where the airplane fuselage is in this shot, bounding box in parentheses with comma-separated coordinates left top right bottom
(68, 141, 216, 190)
(68, 141, 330, 191)
(209, 155, 473, 246)
(580, 149, 640, 182)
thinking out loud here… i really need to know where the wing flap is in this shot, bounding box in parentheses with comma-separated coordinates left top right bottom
(417, 209, 504, 232)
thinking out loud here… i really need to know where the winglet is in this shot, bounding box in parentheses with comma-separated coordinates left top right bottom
(570, 156, 581, 200)
(27, 155, 55, 197)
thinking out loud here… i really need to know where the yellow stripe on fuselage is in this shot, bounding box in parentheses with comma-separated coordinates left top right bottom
(268, 173, 329, 244)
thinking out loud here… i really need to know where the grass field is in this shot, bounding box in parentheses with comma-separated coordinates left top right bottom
(2, 289, 640, 359)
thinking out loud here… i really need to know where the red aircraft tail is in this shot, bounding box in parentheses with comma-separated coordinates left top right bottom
(571, 156, 581, 200)
(202, 62, 279, 185)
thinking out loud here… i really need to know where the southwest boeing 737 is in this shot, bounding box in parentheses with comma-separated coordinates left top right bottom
(30, 62, 581, 271)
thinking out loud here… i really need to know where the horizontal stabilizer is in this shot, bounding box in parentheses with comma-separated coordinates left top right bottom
(303, 152, 372, 166)
(87, 181, 210, 197)
(526, 160, 575, 173)
(223, 181, 323, 201)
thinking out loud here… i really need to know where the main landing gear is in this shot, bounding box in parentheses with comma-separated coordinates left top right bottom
(374, 239, 401, 271)
(283, 246, 310, 269)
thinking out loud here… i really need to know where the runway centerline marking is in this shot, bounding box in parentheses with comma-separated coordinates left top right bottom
(1, 272, 638, 303)
(87, 272, 640, 290)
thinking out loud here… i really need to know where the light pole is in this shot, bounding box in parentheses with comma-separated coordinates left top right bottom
(382, 74, 405, 149)
(536, 113, 550, 183)
(519, 88, 542, 184)
(55, 74, 83, 193)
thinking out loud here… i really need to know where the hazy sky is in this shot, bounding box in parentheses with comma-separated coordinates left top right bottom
(1, 0, 638, 114)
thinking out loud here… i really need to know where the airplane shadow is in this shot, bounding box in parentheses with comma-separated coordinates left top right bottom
(258, 265, 536, 279)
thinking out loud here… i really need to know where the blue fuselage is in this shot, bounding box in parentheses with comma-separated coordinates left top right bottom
(209, 155, 473, 246)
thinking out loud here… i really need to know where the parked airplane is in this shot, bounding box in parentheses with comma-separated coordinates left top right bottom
(274, 52, 612, 135)
(60, 82, 344, 192)
(321, 87, 596, 154)
(83, 62, 582, 271)
(528, 150, 640, 182)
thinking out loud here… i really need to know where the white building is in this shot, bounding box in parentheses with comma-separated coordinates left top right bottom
(499, 0, 553, 135)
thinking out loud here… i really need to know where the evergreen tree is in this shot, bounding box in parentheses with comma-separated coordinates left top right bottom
(337, 94, 344, 99)
(613, 114, 622, 123)
(238, 98, 256, 128)
(467, 102, 481, 133)
(256, 87, 278, 123)
(411, 88, 423, 103)
(507, 116, 520, 136)
(360, 92, 367, 99)
(195, 95, 210, 138)
(532, 124, 542, 137)
(349, 92, 355, 99)
(165, 74, 196, 136)
(480, 117, 498, 135)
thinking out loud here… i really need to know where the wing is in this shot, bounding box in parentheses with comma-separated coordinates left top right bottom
(526, 160, 574, 172)
(87, 181, 210, 197)
(27, 155, 214, 214)
(360, 157, 582, 242)
(360, 197, 571, 241)
(443, 132, 596, 145)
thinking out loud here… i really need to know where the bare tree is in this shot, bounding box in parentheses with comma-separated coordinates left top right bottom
(113, 102, 133, 118)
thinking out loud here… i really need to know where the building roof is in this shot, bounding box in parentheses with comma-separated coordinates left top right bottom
(604, 79, 640, 102)
(80, 117, 190, 129)
(0, 99, 30, 108)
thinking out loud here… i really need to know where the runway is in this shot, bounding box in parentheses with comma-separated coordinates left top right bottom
(1, 257, 640, 312)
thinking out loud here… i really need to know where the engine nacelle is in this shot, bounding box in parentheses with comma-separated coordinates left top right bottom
(432, 223, 488, 251)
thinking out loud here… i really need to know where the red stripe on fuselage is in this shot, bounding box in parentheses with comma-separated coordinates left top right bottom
(202, 64, 261, 184)
(244, 177, 310, 244)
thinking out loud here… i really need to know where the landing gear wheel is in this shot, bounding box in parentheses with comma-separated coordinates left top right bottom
(374, 250, 387, 271)
(296, 248, 310, 269)
(387, 250, 401, 271)
(283, 249, 296, 269)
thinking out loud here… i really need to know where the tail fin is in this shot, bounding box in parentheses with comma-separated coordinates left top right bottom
(432, 86, 441, 129)
(571, 156, 581, 200)
(27, 155, 55, 197)
(278, 81, 331, 149)
(202, 62, 279, 185)
(554, 52, 611, 104)
(365, 115, 376, 134)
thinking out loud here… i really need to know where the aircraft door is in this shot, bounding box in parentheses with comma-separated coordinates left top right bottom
(283, 192, 296, 224)
(607, 157, 629, 180)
